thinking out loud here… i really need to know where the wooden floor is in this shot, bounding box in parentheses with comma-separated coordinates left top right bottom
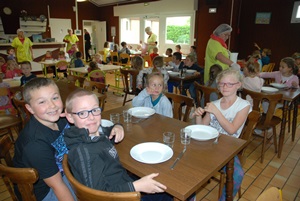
(1, 73, 300, 201)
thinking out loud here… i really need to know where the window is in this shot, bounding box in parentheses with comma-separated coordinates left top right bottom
(120, 17, 140, 44)
(165, 16, 191, 44)
(291, 1, 300, 23)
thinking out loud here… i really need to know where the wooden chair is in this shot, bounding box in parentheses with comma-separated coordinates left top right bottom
(163, 57, 172, 65)
(0, 88, 22, 141)
(218, 110, 261, 198)
(67, 74, 86, 87)
(99, 51, 104, 56)
(142, 55, 152, 67)
(87, 70, 106, 84)
(194, 81, 222, 108)
(119, 53, 131, 66)
(62, 154, 141, 201)
(12, 91, 31, 128)
(267, 63, 275, 72)
(241, 88, 282, 163)
(55, 60, 69, 78)
(83, 80, 109, 111)
(164, 92, 194, 122)
(110, 52, 120, 65)
(256, 187, 282, 201)
(120, 68, 139, 106)
(0, 135, 39, 201)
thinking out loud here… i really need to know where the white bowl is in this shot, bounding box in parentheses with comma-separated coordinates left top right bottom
(101, 119, 114, 127)
(270, 83, 286, 89)
(168, 72, 180, 76)
(165, 66, 173, 70)
(186, 69, 196, 74)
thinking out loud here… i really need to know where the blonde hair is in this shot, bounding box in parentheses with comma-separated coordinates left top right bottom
(146, 72, 164, 88)
(216, 69, 243, 89)
(131, 56, 144, 71)
(245, 57, 260, 76)
(65, 88, 98, 113)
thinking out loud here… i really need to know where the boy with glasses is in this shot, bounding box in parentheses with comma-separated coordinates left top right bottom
(64, 88, 172, 201)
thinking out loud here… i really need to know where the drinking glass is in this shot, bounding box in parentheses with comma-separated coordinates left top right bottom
(123, 110, 132, 123)
(163, 132, 175, 148)
(110, 113, 120, 124)
(180, 128, 192, 145)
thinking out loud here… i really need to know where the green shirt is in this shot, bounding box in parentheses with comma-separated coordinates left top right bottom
(63, 34, 79, 51)
(11, 37, 33, 63)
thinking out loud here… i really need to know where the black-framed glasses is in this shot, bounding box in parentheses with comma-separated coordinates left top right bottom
(218, 82, 239, 88)
(72, 107, 101, 119)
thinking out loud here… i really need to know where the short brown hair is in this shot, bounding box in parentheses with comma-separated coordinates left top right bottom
(65, 88, 98, 113)
(152, 56, 163, 68)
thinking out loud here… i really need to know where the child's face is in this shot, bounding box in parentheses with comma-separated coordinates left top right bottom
(66, 95, 101, 136)
(218, 74, 241, 97)
(185, 57, 194, 67)
(175, 47, 180, 52)
(25, 84, 63, 128)
(279, 61, 292, 76)
(8, 62, 18, 70)
(58, 54, 65, 59)
(153, 48, 158, 54)
(147, 76, 163, 96)
(21, 64, 32, 77)
(166, 50, 171, 56)
(8, 49, 14, 55)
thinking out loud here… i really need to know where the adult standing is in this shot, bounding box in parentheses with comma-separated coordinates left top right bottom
(141, 27, 157, 54)
(204, 24, 240, 83)
(63, 29, 79, 52)
(84, 29, 92, 62)
(11, 29, 33, 63)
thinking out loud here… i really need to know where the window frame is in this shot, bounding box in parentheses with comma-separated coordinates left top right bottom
(291, 1, 300, 23)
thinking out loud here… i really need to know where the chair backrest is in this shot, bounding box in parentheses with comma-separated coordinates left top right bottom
(163, 57, 173, 65)
(261, 64, 270, 72)
(99, 51, 104, 56)
(83, 80, 108, 111)
(12, 91, 31, 127)
(66, 74, 86, 87)
(142, 55, 152, 67)
(268, 63, 275, 72)
(62, 155, 141, 201)
(0, 134, 14, 167)
(0, 164, 38, 201)
(119, 53, 131, 66)
(194, 81, 222, 108)
(241, 88, 283, 126)
(256, 187, 282, 201)
(55, 60, 69, 71)
(120, 68, 139, 95)
(238, 110, 261, 164)
(164, 92, 194, 122)
(0, 87, 14, 110)
(110, 52, 120, 65)
(87, 70, 106, 84)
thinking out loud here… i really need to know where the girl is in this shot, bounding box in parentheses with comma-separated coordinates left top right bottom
(93, 53, 102, 65)
(5, 60, 22, 78)
(42, 50, 53, 61)
(243, 58, 264, 106)
(193, 69, 251, 201)
(132, 72, 173, 118)
(206, 64, 223, 103)
(259, 57, 299, 88)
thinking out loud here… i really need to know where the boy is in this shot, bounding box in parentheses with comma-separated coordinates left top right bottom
(20, 61, 36, 86)
(150, 47, 159, 61)
(0, 56, 7, 74)
(133, 72, 173, 118)
(175, 44, 182, 54)
(165, 48, 173, 57)
(167, 52, 184, 92)
(7, 47, 16, 61)
(64, 88, 172, 200)
(13, 78, 123, 201)
(74, 51, 84, 68)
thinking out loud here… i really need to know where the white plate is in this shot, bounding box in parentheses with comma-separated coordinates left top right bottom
(270, 83, 286, 89)
(185, 125, 219, 141)
(101, 119, 114, 127)
(128, 107, 155, 118)
(261, 86, 279, 93)
(168, 71, 180, 76)
(165, 66, 173, 70)
(130, 142, 173, 164)
(186, 69, 196, 74)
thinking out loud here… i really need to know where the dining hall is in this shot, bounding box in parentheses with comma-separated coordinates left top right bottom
(0, 0, 300, 201)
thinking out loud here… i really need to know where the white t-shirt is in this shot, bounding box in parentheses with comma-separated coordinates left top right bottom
(209, 97, 251, 138)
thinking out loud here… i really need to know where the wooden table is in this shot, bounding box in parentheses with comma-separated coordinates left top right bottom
(168, 73, 202, 94)
(102, 106, 247, 201)
(40, 59, 71, 77)
(3, 78, 22, 94)
(274, 88, 300, 158)
(68, 65, 121, 77)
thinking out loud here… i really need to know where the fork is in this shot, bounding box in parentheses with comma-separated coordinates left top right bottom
(213, 134, 220, 144)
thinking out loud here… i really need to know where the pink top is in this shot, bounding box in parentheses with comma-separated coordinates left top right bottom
(260, 71, 299, 88)
(243, 76, 264, 106)
(5, 69, 22, 78)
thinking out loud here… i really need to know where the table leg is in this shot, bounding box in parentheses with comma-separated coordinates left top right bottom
(225, 158, 234, 201)
(179, 79, 184, 95)
(292, 98, 299, 142)
(278, 100, 288, 158)
(112, 69, 124, 96)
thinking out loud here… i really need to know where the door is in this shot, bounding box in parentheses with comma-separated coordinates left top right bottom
(49, 18, 72, 50)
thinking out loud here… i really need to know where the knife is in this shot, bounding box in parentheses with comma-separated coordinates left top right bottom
(170, 148, 186, 170)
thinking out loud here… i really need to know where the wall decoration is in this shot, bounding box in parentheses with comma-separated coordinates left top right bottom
(255, 12, 271, 24)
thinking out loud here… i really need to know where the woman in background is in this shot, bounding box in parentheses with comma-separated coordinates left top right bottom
(84, 29, 92, 62)
(11, 29, 33, 63)
(141, 27, 157, 54)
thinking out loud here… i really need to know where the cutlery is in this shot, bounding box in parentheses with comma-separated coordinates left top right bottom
(170, 147, 186, 170)
(213, 134, 220, 144)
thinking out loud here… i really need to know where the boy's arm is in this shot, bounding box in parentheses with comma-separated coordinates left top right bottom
(133, 173, 166, 193)
(44, 172, 75, 201)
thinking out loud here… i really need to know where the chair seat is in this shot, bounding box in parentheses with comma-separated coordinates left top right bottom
(0, 114, 22, 129)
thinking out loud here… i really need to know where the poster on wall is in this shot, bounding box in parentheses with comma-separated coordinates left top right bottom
(255, 12, 271, 24)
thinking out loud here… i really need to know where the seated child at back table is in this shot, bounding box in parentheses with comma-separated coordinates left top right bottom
(64, 88, 173, 201)
(5, 60, 22, 78)
(20, 61, 37, 86)
(133, 72, 173, 118)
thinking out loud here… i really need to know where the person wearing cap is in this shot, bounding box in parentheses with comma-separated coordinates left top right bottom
(11, 28, 34, 63)
(204, 23, 240, 83)
(140, 27, 157, 54)
(63, 29, 79, 52)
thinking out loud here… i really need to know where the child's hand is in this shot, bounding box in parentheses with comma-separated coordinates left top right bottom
(137, 84, 143, 90)
(146, 86, 155, 95)
(203, 102, 217, 114)
(291, 81, 298, 88)
(109, 124, 124, 143)
(192, 107, 206, 118)
(133, 173, 166, 193)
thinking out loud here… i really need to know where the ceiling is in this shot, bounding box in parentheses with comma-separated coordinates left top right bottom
(87, 0, 159, 7)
